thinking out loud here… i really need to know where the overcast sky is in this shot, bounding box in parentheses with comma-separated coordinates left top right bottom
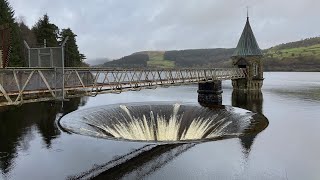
(9, 0, 320, 61)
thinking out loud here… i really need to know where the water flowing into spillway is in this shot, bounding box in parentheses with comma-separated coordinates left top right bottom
(59, 102, 268, 143)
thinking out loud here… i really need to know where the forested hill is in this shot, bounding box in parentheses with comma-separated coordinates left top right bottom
(103, 48, 235, 68)
(268, 37, 320, 50)
(1, 0, 87, 67)
(103, 36, 320, 71)
(263, 37, 320, 71)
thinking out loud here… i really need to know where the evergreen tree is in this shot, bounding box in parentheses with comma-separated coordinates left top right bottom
(0, 0, 24, 67)
(60, 28, 85, 67)
(18, 19, 37, 64)
(18, 20, 37, 46)
(32, 14, 59, 47)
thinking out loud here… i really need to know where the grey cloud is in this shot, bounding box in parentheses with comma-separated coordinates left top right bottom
(9, 0, 320, 61)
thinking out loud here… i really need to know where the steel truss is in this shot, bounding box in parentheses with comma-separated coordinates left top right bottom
(0, 67, 245, 106)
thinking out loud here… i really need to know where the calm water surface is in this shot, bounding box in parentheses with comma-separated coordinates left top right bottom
(0, 72, 320, 180)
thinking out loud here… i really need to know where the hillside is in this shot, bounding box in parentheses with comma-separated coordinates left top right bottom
(102, 37, 320, 71)
(136, 51, 174, 68)
(263, 37, 320, 71)
(103, 48, 234, 68)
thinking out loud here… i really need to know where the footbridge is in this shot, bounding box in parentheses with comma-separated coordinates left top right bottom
(0, 67, 246, 106)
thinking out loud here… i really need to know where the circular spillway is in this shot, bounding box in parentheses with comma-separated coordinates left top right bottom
(59, 102, 268, 143)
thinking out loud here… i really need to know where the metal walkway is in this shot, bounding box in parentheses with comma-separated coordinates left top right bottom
(0, 67, 246, 106)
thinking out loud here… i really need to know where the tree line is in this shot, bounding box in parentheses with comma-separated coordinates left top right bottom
(270, 37, 320, 50)
(163, 48, 234, 67)
(101, 48, 235, 68)
(0, 0, 86, 67)
(103, 53, 149, 68)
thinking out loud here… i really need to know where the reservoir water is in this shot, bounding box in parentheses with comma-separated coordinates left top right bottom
(0, 72, 320, 180)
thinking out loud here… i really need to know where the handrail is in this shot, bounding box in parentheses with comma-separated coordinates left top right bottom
(0, 67, 246, 106)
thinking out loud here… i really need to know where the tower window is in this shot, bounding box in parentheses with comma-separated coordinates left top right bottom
(254, 64, 258, 76)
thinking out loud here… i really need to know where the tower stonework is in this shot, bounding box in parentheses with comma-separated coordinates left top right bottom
(232, 16, 263, 91)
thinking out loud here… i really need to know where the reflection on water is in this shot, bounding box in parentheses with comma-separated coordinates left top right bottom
(232, 90, 263, 114)
(61, 95, 268, 179)
(0, 98, 87, 175)
(0, 91, 268, 179)
(0, 89, 269, 180)
(1, 72, 319, 179)
(271, 87, 320, 102)
(68, 144, 196, 180)
(263, 72, 320, 102)
(232, 90, 267, 158)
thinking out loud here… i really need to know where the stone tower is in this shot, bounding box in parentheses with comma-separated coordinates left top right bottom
(232, 16, 263, 91)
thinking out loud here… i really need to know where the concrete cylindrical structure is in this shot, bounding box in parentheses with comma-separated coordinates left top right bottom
(197, 80, 223, 105)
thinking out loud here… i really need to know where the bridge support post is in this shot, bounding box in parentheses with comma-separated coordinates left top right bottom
(197, 80, 222, 105)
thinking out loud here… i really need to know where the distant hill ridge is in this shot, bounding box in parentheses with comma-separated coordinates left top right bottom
(264, 37, 320, 71)
(268, 37, 320, 50)
(102, 36, 320, 71)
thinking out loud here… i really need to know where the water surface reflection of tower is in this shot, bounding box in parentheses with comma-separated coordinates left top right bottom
(232, 90, 266, 158)
(232, 90, 263, 114)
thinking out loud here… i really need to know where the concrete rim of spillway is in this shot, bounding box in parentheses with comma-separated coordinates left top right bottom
(58, 102, 269, 144)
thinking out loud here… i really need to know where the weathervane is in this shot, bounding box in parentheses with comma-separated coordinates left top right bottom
(247, 6, 249, 19)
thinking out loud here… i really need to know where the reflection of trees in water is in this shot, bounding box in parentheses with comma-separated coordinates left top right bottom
(35, 103, 62, 148)
(0, 108, 33, 174)
(37, 97, 88, 148)
(0, 97, 87, 174)
(271, 87, 320, 102)
(232, 90, 265, 158)
(199, 91, 267, 159)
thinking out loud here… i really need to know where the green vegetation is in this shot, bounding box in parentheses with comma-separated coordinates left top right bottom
(268, 37, 320, 50)
(263, 38, 320, 71)
(145, 51, 165, 61)
(4, 0, 318, 71)
(265, 44, 320, 59)
(0, 0, 86, 67)
(102, 49, 234, 68)
(272, 87, 320, 102)
(102, 37, 320, 71)
(147, 60, 175, 68)
(144, 51, 175, 68)
(60, 28, 86, 67)
(32, 14, 59, 47)
(0, 0, 24, 66)
(163, 49, 234, 68)
(103, 53, 148, 68)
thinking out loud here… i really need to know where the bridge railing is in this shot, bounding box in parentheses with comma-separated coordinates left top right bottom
(0, 67, 246, 106)
(0, 68, 63, 105)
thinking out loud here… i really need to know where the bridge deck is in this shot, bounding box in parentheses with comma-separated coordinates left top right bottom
(0, 68, 245, 106)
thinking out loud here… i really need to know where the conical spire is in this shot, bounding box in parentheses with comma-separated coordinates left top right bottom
(233, 17, 262, 57)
